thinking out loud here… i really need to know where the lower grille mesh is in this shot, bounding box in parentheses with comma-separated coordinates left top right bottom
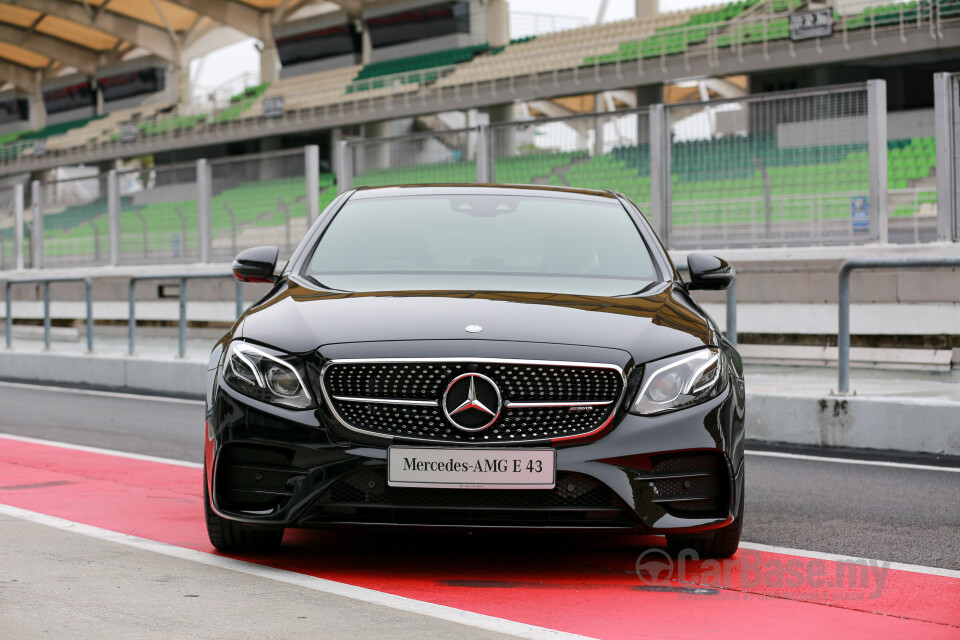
(319, 469, 617, 509)
(306, 469, 636, 528)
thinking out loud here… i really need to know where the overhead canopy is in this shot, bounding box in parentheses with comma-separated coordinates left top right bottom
(0, 0, 398, 92)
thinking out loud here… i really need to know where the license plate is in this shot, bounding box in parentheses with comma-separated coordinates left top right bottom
(387, 447, 556, 489)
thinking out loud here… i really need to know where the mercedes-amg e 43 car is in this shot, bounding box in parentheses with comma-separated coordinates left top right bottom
(204, 184, 745, 558)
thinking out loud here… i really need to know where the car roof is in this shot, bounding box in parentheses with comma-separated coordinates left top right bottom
(350, 183, 619, 202)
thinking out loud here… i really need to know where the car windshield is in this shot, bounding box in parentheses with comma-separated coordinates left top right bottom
(303, 193, 660, 296)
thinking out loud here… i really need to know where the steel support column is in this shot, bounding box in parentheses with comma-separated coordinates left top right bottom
(866, 79, 888, 244)
(305, 144, 320, 226)
(476, 124, 492, 183)
(197, 159, 211, 263)
(107, 170, 121, 265)
(934, 73, 959, 242)
(31, 180, 42, 269)
(13, 183, 23, 271)
(337, 139, 353, 193)
(649, 103, 671, 247)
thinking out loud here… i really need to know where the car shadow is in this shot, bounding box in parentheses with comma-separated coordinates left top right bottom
(247, 528, 669, 586)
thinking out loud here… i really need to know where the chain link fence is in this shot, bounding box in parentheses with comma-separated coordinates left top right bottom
(349, 128, 479, 188)
(489, 109, 652, 213)
(5, 80, 960, 272)
(119, 162, 198, 265)
(40, 172, 109, 268)
(209, 149, 307, 262)
(667, 86, 872, 248)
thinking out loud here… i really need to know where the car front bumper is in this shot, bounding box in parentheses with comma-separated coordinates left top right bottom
(205, 362, 745, 534)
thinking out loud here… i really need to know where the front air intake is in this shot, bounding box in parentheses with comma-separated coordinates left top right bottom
(640, 452, 731, 518)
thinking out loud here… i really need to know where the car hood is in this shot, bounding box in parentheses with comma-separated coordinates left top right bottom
(239, 279, 715, 365)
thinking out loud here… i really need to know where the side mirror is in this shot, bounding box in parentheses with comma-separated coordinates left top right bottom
(233, 246, 279, 283)
(686, 253, 734, 290)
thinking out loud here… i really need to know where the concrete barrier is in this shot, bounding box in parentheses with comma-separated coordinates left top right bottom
(748, 392, 960, 457)
(0, 351, 207, 398)
(2, 350, 958, 457)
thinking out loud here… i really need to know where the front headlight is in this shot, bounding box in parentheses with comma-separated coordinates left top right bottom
(223, 341, 315, 410)
(631, 348, 724, 416)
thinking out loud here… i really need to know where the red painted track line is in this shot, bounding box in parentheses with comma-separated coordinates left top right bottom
(1, 438, 958, 639)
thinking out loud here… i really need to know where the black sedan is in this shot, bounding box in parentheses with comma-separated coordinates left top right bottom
(204, 184, 745, 558)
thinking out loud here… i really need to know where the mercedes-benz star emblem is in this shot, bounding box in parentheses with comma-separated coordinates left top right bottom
(442, 373, 502, 432)
(465, 324, 483, 333)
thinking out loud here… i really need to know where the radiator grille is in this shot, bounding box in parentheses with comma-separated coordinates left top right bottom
(322, 359, 625, 444)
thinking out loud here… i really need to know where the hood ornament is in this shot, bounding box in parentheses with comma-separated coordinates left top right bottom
(464, 325, 483, 333)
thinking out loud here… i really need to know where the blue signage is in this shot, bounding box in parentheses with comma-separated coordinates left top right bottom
(851, 196, 869, 232)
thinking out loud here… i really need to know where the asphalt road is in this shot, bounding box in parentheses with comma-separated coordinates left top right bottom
(0, 381, 958, 571)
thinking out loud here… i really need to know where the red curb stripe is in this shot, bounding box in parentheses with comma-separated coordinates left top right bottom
(1, 438, 958, 640)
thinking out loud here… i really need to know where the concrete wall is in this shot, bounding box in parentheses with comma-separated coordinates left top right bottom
(748, 393, 960, 455)
(0, 351, 206, 398)
(2, 349, 957, 456)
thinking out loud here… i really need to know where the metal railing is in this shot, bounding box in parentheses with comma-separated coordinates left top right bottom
(2, 273, 246, 358)
(837, 256, 960, 393)
(128, 273, 243, 358)
(5, 277, 93, 352)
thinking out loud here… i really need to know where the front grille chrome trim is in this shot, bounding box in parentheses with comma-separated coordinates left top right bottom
(319, 357, 627, 445)
(333, 396, 439, 407)
(505, 400, 614, 409)
(652, 494, 718, 503)
(635, 471, 716, 481)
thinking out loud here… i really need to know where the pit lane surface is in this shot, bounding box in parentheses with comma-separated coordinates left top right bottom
(1, 381, 959, 639)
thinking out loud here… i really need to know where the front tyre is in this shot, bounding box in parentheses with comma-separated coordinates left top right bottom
(204, 462, 284, 553)
(665, 477, 744, 560)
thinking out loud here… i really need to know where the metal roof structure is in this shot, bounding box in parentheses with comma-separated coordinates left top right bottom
(0, 0, 387, 92)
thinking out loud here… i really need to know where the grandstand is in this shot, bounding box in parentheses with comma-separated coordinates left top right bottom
(0, 0, 956, 272)
(0, 0, 955, 171)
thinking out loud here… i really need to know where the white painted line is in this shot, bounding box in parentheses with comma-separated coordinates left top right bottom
(7, 433, 960, 581)
(745, 449, 960, 473)
(0, 380, 204, 406)
(739, 541, 960, 579)
(0, 504, 591, 640)
(0, 433, 203, 469)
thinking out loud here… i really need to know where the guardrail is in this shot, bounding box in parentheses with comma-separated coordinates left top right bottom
(837, 256, 960, 392)
(677, 264, 738, 349)
(2, 273, 245, 357)
(5, 277, 93, 352)
(129, 274, 243, 358)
